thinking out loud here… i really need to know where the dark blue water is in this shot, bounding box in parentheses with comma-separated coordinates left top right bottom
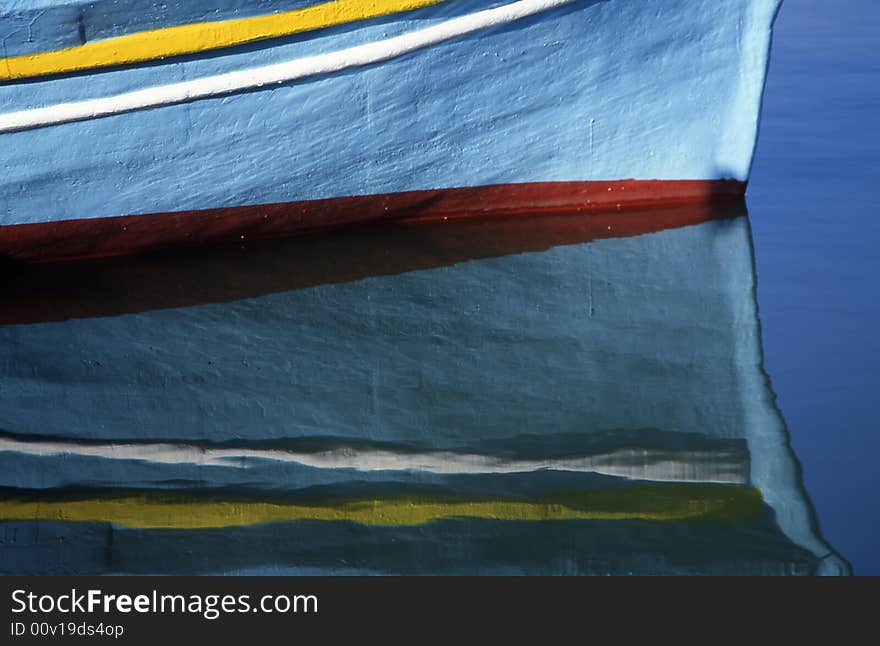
(748, 0, 880, 575)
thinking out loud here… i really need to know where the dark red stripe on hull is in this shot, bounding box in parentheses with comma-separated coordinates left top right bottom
(0, 179, 745, 264)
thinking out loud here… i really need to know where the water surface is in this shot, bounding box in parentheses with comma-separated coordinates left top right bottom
(747, 0, 879, 574)
(0, 204, 847, 575)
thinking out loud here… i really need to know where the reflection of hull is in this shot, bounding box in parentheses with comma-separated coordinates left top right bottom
(0, 204, 847, 574)
(0, 202, 735, 321)
(0, 0, 781, 260)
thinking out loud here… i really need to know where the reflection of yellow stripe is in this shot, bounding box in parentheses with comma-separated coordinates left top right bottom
(0, 486, 762, 528)
(0, 0, 445, 81)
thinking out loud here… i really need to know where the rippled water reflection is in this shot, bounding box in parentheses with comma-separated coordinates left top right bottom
(0, 205, 849, 574)
(747, 0, 879, 574)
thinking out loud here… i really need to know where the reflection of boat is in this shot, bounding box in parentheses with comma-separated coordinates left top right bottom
(0, 0, 782, 261)
(0, 202, 732, 322)
(0, 203, 847, 574)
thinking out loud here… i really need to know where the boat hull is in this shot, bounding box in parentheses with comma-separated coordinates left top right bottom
(0, 179, 744, 262)
(0, 0, 781, 259)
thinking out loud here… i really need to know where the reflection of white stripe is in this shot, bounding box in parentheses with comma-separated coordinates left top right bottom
(0, 0, 575, 134)
(0, 436, 747, 484)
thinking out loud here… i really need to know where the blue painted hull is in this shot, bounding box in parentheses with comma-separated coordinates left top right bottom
(0, 0, 781, 232)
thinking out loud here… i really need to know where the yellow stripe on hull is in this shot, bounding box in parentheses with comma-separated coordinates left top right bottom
(0, 486, 762, 529)
(0, 0, 446, 82)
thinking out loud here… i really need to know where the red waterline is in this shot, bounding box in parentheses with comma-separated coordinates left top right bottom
(0, 179, 745, 263)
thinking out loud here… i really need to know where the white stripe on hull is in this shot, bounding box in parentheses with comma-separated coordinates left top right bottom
(0, 0, 576, 134)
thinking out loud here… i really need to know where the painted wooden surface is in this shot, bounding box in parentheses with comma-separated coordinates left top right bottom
(0, 0, 448, 80)
(0, 206, 847, 574)
(0, 179, 745, 262)
(0, 0, 782, 253)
